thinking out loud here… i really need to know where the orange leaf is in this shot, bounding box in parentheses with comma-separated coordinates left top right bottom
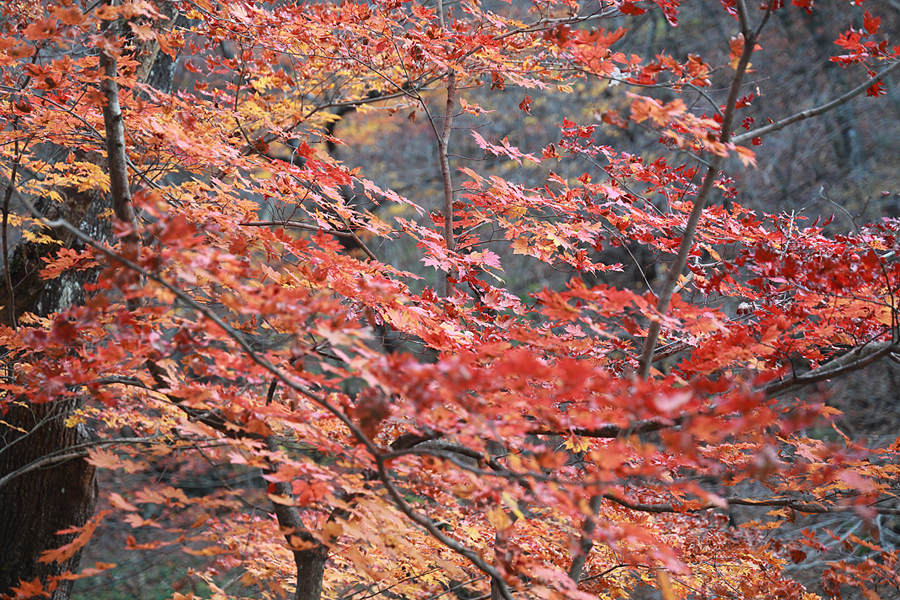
(108, 492, 139, 512)
(39, 510, 111, 564)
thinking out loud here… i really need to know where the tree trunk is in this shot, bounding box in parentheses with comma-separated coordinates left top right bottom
(0, 400, 98, 599)
(264, 436, 330, 600)
(0, 3, 177, 595)
(0, 191, 108, 599)
(294, 548, 328, 600)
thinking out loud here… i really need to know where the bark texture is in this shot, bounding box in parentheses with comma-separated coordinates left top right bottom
(293, 548, 328, 600)
(0, 401, 98, 599)
(0, 190, 107, 599)
(0, 3, 176, 595)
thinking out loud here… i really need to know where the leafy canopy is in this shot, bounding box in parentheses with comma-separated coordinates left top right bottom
(1, 0, 900, 599)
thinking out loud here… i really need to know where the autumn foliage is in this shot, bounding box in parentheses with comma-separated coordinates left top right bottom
(1, 0, 900, 600)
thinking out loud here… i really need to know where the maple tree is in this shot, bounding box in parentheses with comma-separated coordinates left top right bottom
(1, 0, 900, 599)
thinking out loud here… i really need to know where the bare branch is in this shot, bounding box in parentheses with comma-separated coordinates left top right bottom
(0, 436, 161, 493)
(733, 60, 900, 145)
(735, 0, 751, 36)
(762, 341, 900, 398)
(99, 19, 141, 310)
(603, 493, 900, 516)
(99, 38, 135, 236)
(532, 418, 679, 439)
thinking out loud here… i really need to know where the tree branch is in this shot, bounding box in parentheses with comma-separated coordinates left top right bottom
(1, 137, 22, 329)
(387, 338, 898, 448)
(241, 220, 358, 238)
(18, 200, 516, 598)
(437, 72, 458, 296)
(99, 19, 141, 310)
(762, 341, 899, 398)
(375, 454, 515, 600)
(240, 220, 378, 261)
(637, 6, 761, 378)
(604, 493, 900, 516)
(532, 418, 680, 439)
(0, 436, 160, 493)
(567, 495, 603, 583)
(733, 60, 900, 145)
(263, 436, 317, 541)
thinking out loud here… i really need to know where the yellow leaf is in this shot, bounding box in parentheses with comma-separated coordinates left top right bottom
(321, 520, 343, 541)
(734, 145, 757, 167)
(0, 419, 28, 434)
(657, 571, 680, 600)
(562, 437, 591, 453)
(287, 535, 319, 551)
(182, 546, 231, 556)
(501, 492, 524, 520)
(22, 229, 58, 245)
(486, 505, 512, 530)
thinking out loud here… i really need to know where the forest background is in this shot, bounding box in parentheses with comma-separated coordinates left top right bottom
(2, 1, 900, 600)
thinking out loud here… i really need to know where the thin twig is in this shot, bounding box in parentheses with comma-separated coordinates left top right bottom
(375, 453, 515, 600)
(0, 436, 161, 492)
(241, 220, 359, 238)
